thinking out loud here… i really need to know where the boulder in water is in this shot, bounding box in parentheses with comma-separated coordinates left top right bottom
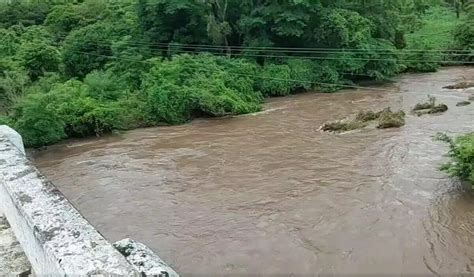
(456, 101, 471, 107)
(377, 109, 405, 129)
(443, 81, 474, 89)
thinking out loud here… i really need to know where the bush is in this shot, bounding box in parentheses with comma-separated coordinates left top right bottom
(437, 132, 474, 187)
(0, 115, 13, 126)
(312, 62, 343, 92)
(13, 93, 66, 147)
(257, 63, 292, 96)
(287, 59, 316, 91)
(17, 41, 60, 80)
(142, 54, 262, 124)
(62, 22, 114, 78)
(401, 39, 440, 72)
(0, 61, 30, 114)
(452, 20, 474, 62)
(83, 70, 127, 101)
(12, 79, 133, 145)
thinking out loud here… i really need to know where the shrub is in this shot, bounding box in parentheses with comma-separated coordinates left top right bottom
(13, 93, 66, 147)
(0, 66, 30, 114)
(12, 79, 133, 145)
(83, 70, 127, 101)
(17, 41, 60, 80)
(401, 39, 440, 72)
(257, 63, 292, 96)
(452, 19, 474, 62)
(142, 54, 262, 124)
(437, 132, 474, 187)
(287, 59, 316, 91)
(311, 62, 343, 92)
(62, 23, 114, 78)
(0, 115, 13, 126)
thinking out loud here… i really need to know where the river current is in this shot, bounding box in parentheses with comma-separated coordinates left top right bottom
(33, 67, 474, 275)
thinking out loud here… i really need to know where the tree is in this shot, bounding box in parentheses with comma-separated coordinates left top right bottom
(18, 42, 60, 80)
(0, 0, 51, 28)
(203, 0, 232, 56)
(62, 23, 114, 78)
(137, 0, 208, 56)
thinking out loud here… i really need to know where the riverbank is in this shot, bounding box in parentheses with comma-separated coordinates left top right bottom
(32, 67, 474, 275)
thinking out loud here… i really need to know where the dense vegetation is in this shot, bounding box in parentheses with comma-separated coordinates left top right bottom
(437, 133, 474, 188)
(0, 0, 473, 147)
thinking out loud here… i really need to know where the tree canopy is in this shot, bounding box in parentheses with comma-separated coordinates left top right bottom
(0, 0, 472, 146)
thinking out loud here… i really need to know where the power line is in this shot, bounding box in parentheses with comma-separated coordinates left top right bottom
(57, 39, 474, 64)
(165, 48, 474, 64)
(56, 35, 474, 53)
(63, 49, 434, 94)
(60, 36, 472, 56)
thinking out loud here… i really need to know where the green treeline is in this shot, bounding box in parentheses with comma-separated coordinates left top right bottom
(0, 0, 473, 147)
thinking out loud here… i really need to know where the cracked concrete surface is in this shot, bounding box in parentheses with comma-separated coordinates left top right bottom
(0, 215, 30, 275)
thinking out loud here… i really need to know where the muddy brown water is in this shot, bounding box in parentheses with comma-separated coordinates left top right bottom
(32, 67, 474, 275)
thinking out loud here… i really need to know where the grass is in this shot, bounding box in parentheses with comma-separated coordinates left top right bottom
(405, 6, 461, 51)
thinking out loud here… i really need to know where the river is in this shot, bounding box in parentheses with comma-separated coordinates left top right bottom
(32, 67, 474, 275)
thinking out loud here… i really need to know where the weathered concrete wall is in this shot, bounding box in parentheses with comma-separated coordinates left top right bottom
(114, 238, 179, 277)
(0, 216, 31, 275)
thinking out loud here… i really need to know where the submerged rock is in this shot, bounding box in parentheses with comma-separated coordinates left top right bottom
(443, 81, 474, 89)
(377, 109, 406, 129)
(456, 101, 471, 107)
(413, 96, 448, 116)
(355, 110, 382, 122)
(319, 120, 367, 132)
(469, 94, 474, 101)
(320, 108, 405, 132)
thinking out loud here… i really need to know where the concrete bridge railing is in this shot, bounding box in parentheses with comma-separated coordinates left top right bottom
(0, 125, 178, 276)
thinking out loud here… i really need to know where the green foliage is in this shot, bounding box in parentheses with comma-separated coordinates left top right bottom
(311, 62, 343, 92)
(45, 1, 110, 37)
(316, 8, 373, 48)
(0, 0, 51, 28)
(401, 6, 460, 71)
(0, 115, 13, 126)
(142, 54, 262, 124)
(257, 63, 292, 96)
(0, 28, 20, 57)
(287, 59, 316, 91)
(0, 0, 468, 146)
(437, 132, 474, 187)
(17, 42, 60, 80)
(62, 22, 114, 78)
(137, 0, 208, 46)
(452, 19, 474, 61)
(13, 93, 66, 147)
(0, 60, 30, 115)
(83, 70, 127, 101)
(401, 39, 441, 72)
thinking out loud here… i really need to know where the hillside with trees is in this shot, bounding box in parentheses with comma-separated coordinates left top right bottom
(0, 0, 473, 147)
